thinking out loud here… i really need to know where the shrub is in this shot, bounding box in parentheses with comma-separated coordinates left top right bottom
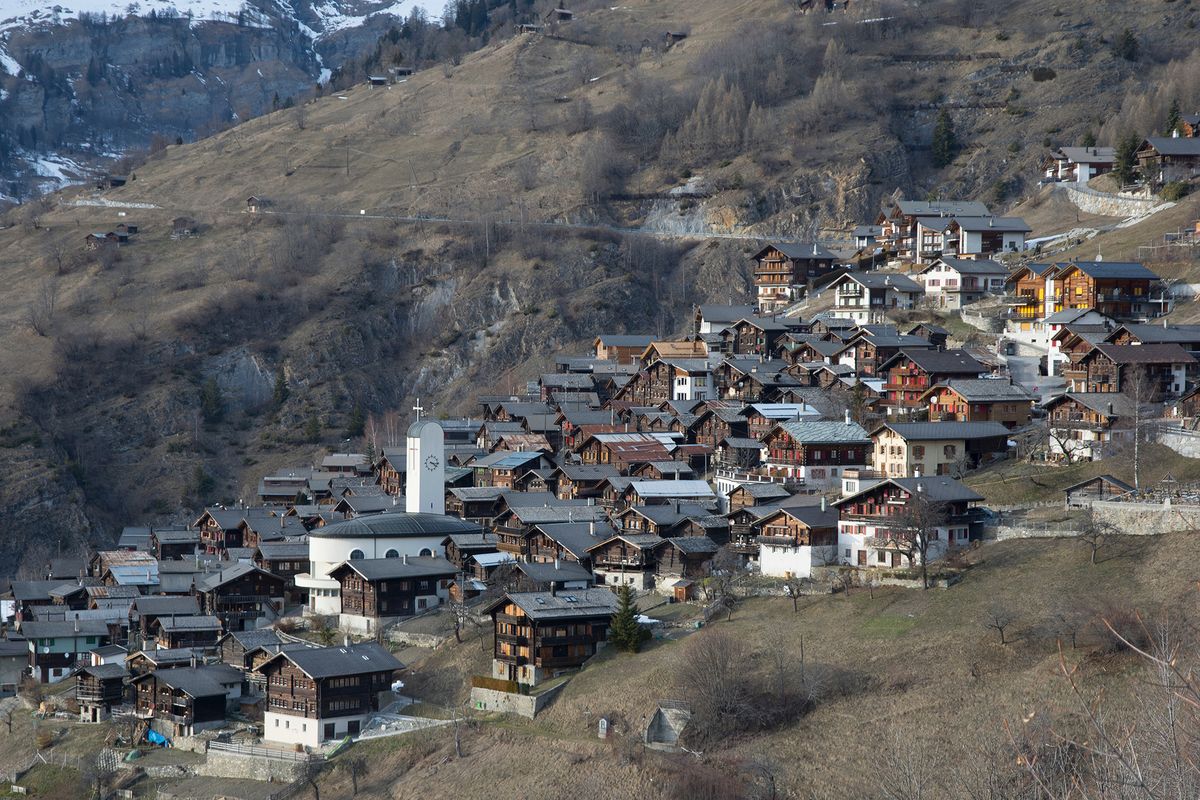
(1161, 181, 1190, 202)
(1032, 66, 1057, 81)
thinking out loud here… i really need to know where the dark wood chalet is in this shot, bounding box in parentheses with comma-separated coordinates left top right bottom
(132, 666, 232, 737)
(880, 349, 986, 413)
(193, 563, 286, 633)
(651, 537, 719, 579)
(330, 556, 457, 624)
(151, 528, 201, 560)
(74, 663, 129, 722)
(441, 532, 500, 571)
(130, 595, 202, 641)
(257, 642, 402, 745)
(153, 615, 222, 650)
(486, 589, 618, 685)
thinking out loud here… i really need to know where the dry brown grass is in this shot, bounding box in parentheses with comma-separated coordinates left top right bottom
(332, 533, 1200, 799)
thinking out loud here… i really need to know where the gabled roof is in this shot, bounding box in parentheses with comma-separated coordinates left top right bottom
(751, 242, 837, 261)
(837, 272, 923, 292)
(920, 256, 1009, 275)
(1140, 136, 1200, 157)
(834, 476, 983, 506)
(1062, 474, 1135, 495)
(895, 200, 990, 217)
(530, 522, 611, 559)
(258, 641, 403, 679)
(1106, 323, 1200, 346)
(628, 480, 716, 499)
(658, 536, 720, 555)
(1056, 146, 1116, 164)
(1056, 261, 1160, 281)
(757, 504, 839, 529)
(773, 420, 871, 444)
(872, 421, 1011, 441)
(595, 334, 656, 348)
(132, 595, 201, 616)
(953, 216, 1031, 233)
(330, 556, 457, 582)
(136, 665, 240, 697)
(1043, 307, 1111, 326)
(698, 305, 757, 324)
(923, 379, 1034, 403)
(879, 348, 986, 375)
(1089, 343, 1195, 365)
(730, 482, 792, 500)
(1042, 392, 1135, 417)
(485, 588, 619, 620)
(515, 560, 593, 584)
(194, 563, 283, 593)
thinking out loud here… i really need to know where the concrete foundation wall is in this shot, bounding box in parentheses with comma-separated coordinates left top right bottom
(1158, 430, 1200, 459)
(1059, 185, 1162, 217)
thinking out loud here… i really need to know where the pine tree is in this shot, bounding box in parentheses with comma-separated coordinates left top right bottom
(199, 378, 224, 425)
(609, 584, 649, 653)
(304, 414, 322, 444)
(1166, 98, 1182, 136)
(344, 404, 366, 438)
(271, 371, 289, 410)
(1113, 131, 1141, 186)
(1081, 130, 1097, 148)
(931, 109, 957, 168)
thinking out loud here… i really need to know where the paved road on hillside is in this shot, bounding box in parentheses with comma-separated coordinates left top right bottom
(1006, 355, 1066, 401)
(63, 197, 849, 249)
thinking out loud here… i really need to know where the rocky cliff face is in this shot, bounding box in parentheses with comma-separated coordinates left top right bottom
(0, 0, 435, 200)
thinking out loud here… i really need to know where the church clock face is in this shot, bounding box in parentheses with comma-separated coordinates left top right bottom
(424, 455, 441, 472)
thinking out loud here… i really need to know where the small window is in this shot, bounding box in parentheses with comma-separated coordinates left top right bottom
(349, 549, 365, 560)
(419, 548, 434, 557)
(384, 549, 399, 559)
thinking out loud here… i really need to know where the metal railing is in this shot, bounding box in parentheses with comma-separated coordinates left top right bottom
(208, 740, 322, 762)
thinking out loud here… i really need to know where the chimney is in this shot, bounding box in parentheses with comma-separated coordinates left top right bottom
(550, 581, 557, 597)
(916, 482, 924, 493)
(844, 410, 851, 425)
(74, 617, 79, 633)
(589, 520, 595, 536)
(190, 653, 198, 668)
(343, 634, 351, 648)
(403, 553, 409, 564)
(554, 557, 560, 570)
(913, 465, 922, 478)
(1108, 402, 1114, 415)
(821, 496, 827, 511)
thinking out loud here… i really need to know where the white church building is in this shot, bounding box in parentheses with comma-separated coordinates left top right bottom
(294, 420, 482, 615)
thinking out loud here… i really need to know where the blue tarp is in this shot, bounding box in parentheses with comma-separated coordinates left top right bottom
(146, 729, 171, 748)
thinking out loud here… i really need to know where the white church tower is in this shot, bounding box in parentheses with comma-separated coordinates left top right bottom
(406, 416, 445, 515)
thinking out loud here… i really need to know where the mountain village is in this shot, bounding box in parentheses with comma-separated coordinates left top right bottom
(4, 0, 1200, 794)
(5, 137, 1200, 780)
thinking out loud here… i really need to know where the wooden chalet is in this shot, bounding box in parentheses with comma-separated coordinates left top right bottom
(132, 665, 232, 738)
(441, 532, 499, 571)
(552, 464, 620, 500)
(920, 379, 1034, 428)
(879, 349, 986, 413)
(194, 563, 286, 633)
(254, 541, 310, 597)
(330, 556, 457, 627)
(651, 536, 719, 579)
(726, 482, 793, 511)
(594, 335, 656, 363)
(1137, 136, 1200, 184)
(586, 533, 660, 589)
(486, 588, 618, 686)
(1052, 261, 1168, 321)
(74, 663, 129, 722)
(526, 521, 612, 566)
(575, 432, 674, 468)
(257, 642, 402, 746)
(153, 615, 222, 650)
(130, 595, 202, 641)
(759, 420, 872, 485)
(1071, 343, 1194, 399)
(1064, 475, 1135, 508)
(1044, 392, 1136, 461)
(151, 528, 200, 560)
(751, 243, 838, 314)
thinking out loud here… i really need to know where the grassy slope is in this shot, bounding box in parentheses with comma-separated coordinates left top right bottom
(967, 442, 1200, 506)
(310, 533, 1197, 799)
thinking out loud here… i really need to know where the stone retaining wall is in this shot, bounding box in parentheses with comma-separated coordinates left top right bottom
(469, 681, 567, 719)
(385, 631, 449, 649)
(1059, 185, 1164, 217)
(194, 750, 309, 783)
(1090, 499, 1200, 534)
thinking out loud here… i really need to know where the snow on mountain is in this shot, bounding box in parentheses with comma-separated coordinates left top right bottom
(0, 0, 444, 75)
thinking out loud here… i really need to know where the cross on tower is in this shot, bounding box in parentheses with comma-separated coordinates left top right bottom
(412, 399, 425, 421)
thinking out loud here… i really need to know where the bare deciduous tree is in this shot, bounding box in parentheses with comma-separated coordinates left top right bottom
(1078, 509, 1116, 565)
(338, 755, 367, 796)
(27, 277, 58, 336)
(983, 605, 1017, 645)
(893, 488, 949, 590)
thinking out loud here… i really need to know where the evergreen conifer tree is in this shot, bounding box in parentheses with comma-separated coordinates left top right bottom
(609, 584, 648, 653)
(931, 109, 957, 168)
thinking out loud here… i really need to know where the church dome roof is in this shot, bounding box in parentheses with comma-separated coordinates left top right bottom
(311, 512, 479, 539)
